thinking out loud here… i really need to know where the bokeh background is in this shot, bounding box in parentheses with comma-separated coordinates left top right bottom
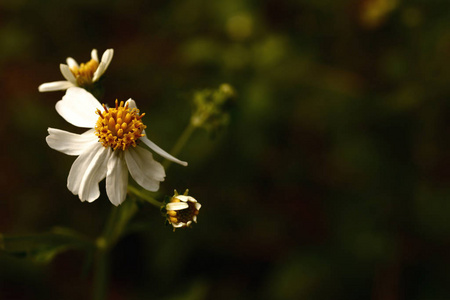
(2, 0, 450, 299)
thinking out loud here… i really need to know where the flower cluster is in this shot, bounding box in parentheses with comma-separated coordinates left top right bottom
(41, 49, 194, 210)
(39, 49, 114, 92)
(46, 87, 187, 206)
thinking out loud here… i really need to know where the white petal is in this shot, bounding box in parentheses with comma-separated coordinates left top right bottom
(66, 57, 79, 69)
(126, 99, 187, 167)
(175, 195, 197, 202)
(91, 49, 99, 62)
(166, 202, 189, 211)
(59, 64, 77, 84)
(101, 49, 114, 65)
(82, 128, 96, 136)
(106, 151, 128, 206)
(56, 87, 103, 128)
(46, 128, 98, 156)
(38, 81, 75, 92)
(172, 223, 185, 228)
(92, 49, 113, 82)
(140, 135, 188, 167)
(193, 216, 197, 223)
(67, 143, 109, 202)
(124, 146, 165, 192)
(194, 203, 202, 210)
(125, 99, 137, 109)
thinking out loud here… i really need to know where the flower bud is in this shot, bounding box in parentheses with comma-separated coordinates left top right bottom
(165, 190, 201, 231)
(190, 84, 236, 132)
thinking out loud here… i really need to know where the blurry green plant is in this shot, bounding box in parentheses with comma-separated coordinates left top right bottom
(163, 83, 236, 170)
(1, 48, 235, 300)
(0, 228, 94, 264)
(191, 83, 236, 132)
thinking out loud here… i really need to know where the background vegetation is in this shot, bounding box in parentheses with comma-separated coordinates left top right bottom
(1, 0, 450, 299)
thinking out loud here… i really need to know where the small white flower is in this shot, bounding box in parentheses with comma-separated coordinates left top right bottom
(166, 193, 201, 230)
(46, 87, 187, 206)
(38, 49, 114, 92)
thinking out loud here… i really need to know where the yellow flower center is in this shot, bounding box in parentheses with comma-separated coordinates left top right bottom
(70, 59, 99, 86)
(95, 100, 146, 151)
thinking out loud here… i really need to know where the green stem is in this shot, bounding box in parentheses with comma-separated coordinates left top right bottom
(128, 185, 163, 208)
(93, 245, 109, 300)
(92, 199, 138, 300)
(91, 117, 198, 300)
(163, 122, 197, 170)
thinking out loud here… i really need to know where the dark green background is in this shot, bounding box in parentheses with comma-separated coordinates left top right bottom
(1, 0, 450, 299)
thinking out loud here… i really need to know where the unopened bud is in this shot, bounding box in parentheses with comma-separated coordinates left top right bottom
(165, 190, 201, 231)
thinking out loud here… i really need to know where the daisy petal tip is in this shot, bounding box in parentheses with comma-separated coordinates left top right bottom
(125, 99, 136, 108)
(66, 57, 79, 69)
(93, 49, 113, 82)
(104, 48, 114, 59)
(109, 200, 120, 207)
(177, 160, 189, 167)
(85, 196, 98, 203)
(59, 64, 77, 84)
(91, 49, 99, 61)
(38, 81, 75, 92)
(140, 136, 189, 167)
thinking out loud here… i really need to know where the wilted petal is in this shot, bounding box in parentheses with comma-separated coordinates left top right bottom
(56, 87, 103, 128)
(67, 142, 109, 202)
(140, 135, 188, 167)
(38, 81, 75, 92)
(59, 64, 77, 85)
(106, 150, 128, 206)
(93, 49, 113, 82)
(124, 146, 165, 192)
(46, 128, 97, 156)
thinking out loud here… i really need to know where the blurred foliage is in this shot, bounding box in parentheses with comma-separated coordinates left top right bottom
(1, 227, 94, 264)
(191, 83, 235, 133)
(1, 0, 450, 299)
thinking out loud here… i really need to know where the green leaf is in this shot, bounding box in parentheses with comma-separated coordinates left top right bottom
(0, 227, 95, 264)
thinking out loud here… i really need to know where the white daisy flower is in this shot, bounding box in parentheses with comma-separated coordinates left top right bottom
(46, 87, 187, 206)
(166, 194, 201, 230)
(38, 49, 114, 92)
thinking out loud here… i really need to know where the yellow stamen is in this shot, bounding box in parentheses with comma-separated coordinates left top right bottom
(70, 58, 99, 87)
(95, 100, 146, 151)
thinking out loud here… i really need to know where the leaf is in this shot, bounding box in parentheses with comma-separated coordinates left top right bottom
(0, 227, 95, 264)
